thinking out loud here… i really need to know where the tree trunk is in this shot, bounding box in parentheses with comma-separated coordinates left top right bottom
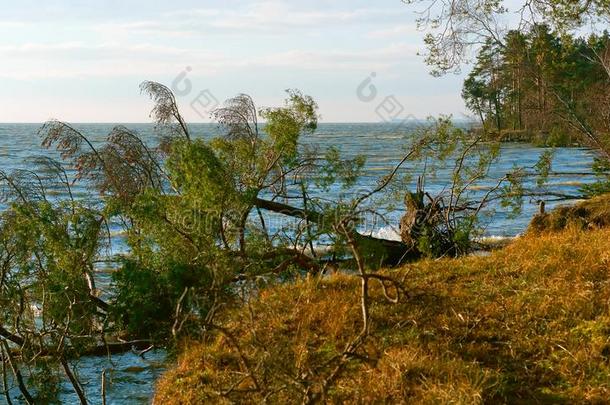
(253, 198, 414, 266)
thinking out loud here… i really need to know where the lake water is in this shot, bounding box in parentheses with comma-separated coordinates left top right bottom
(0, 123, 599, 403)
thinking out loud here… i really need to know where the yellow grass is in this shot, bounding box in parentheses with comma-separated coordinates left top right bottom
(155, 203, 610, 404)
(529, 194, 610, 233)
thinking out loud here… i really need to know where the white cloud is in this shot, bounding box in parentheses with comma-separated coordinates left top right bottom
(367, 24, 422, 39)
(0, 42, 228, 79)
(0, 40, 419, 80)
(0, 1, 419, 80)
(0, 1, 468, 121)
(0, 42, 197, 59)
(243, 43, 419, 70)
(97, 1, 408, 38)
(0, 21, 28, 28)
(205, 2, 402, 30)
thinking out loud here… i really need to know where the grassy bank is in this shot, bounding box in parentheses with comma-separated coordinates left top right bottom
(154, 204, 610, 403)
(529, 194, 610, 233)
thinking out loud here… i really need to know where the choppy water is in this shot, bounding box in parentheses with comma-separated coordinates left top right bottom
(0, 123, 599, 403)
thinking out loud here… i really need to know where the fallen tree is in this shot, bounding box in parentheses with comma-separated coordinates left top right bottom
(0, 82, 583, 403)
(253, 197, 414, 265)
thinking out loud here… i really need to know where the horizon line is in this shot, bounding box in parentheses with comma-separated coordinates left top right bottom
(0, 118, 476, 125)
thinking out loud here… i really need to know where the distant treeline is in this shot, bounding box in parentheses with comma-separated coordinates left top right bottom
(463, 25, 610, 145)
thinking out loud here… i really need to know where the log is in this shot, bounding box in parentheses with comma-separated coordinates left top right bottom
(253, 197, 415, 266)
(82, 340, 154, 357)
(0, 326, 24, 346)
(1, 337, 155, 359)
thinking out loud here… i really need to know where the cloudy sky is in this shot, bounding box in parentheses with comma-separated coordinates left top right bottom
(0, 0, 471, 122)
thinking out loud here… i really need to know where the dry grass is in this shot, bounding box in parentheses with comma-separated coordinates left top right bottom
(155, 213, 610, 403)
(529, 194, 610, 233)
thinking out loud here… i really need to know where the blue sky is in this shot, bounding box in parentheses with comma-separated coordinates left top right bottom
(0, 0, 471, 122)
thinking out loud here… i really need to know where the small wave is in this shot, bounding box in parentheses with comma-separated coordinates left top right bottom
(366, 225, 402, 241)
(545, 180, 584, 187)
(368, 227, 519, 244)
(477, 234, 518, 242)
(468, 185, 492, 191)
(109, 230, 128, 237)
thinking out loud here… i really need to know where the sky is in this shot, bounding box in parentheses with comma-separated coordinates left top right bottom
(0, 0, 472, 123)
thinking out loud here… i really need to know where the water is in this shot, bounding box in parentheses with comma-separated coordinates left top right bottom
(0, 123, 599, 403)
(0, 123, 598, 238)
(305, 123, 597, 238)
(61, 351, 166, 404)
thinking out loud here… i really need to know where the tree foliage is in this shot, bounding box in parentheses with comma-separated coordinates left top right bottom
(0, 83, 557, 402)
(403, 0, 610, 75)
(463, 26, 610, 161)
(404, 0, 610, 162)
